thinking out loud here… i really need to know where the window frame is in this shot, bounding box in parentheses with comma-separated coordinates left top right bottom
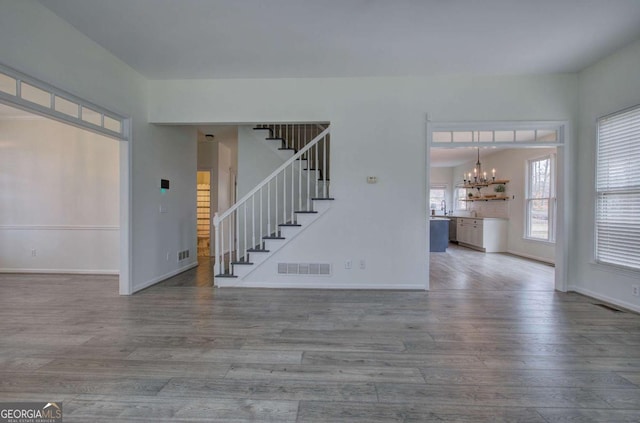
(429, 184, 448, 213)
(525, 154, 556, 243)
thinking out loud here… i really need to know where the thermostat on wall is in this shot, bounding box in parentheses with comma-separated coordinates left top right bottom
(366, 176, 377, 184)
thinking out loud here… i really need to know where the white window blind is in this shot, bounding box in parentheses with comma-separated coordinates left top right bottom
(596, 105, 640, 271)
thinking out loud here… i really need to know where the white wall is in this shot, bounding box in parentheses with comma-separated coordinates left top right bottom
(453, 148, 557, 263)
(148, 74, 577, 289)
(0, 1, 197, 293)
(573, 38, 640, 311)
(237, 126, 286, 198)
(0, 117, 119, 273)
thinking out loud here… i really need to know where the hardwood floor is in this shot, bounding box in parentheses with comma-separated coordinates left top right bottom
(1, 249, 639, 422)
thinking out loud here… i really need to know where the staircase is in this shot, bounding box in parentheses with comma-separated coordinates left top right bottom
(213, 124, 332, 284)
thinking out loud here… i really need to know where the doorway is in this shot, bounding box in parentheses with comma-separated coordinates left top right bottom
(426, 121, 569, 292)
(197, 171, 211, 257)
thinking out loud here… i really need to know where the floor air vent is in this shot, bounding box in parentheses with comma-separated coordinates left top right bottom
(278, 263, 331, 275)
(593, 303, 624, 313)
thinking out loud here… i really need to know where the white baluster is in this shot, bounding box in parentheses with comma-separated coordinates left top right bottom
(323, 135, 327, 198)
(274, 175, 278, 235)
(298, 151, 302, 213)
(315, 142, 319, 198)
(243, 202, 247, 261)
(235, 209, 239, 265)
(282, 167, 287, 225)
(267, 182, 271, 237)
(214, 213, 221, 275)
(227, 218, 232, 273)
(291, 161, 294, 220)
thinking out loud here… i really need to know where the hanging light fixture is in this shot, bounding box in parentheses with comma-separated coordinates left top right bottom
(464, 148, 496, 185)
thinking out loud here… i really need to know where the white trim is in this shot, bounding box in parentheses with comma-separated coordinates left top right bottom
(0, 63, 128, 141)
(427, 119, 570, 293)
(0, 268, 118, 275)
(506, 250, 555, 265)
(0, 225, 119, 231)
(215, 280, 427, 290)
(0, 62, 133, 297)
(0, 115, 46, 121)
(568, 285, 640, 314)
(132, 261, 198, 293)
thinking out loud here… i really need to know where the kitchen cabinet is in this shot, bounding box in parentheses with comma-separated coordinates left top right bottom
(457, 217, 507, 252)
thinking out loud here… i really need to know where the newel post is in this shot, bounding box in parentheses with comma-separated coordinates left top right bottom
(213, 212, 220, 276)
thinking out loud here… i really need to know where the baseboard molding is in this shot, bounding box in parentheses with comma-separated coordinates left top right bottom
(506, 250, 555, 265)
(215, 280, 426, 290)
(132, 261, 198, 293)
(0, 225, 119, 231)
(568, 285, 640, 314)
(0, 268, 118, 275)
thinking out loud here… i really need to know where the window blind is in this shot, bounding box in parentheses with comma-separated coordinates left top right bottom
(596, 105, 640, 270)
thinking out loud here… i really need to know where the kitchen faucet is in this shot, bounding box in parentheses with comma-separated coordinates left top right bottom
(440, 200, 447, 215)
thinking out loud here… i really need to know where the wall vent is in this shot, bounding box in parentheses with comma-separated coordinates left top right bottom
(278, 263, 331, 276)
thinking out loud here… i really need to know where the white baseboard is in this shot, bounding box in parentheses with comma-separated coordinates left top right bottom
(132, 261, 198, 293)
(568, 285, 640, 314)
(506, 250, 555, 265)
(0, 268, 118, 275)
(215, 280, 426, 290)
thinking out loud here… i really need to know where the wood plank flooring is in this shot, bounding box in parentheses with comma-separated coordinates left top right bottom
(1, 245, 639, 422)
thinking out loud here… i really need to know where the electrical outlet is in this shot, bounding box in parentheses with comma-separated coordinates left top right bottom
(633, 285, 640, 297)
(359, 259, 366, 269)
(345, 260, 352, 269)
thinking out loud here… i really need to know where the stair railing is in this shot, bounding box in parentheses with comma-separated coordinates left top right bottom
(213, 127, 330, 276)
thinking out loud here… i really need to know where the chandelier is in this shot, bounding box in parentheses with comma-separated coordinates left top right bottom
(464, 148, 496, 184)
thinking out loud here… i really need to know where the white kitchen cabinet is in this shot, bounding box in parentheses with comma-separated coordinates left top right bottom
(457, 218, 507, 252)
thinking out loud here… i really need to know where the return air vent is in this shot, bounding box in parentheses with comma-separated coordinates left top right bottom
(278, 263, 331, 276)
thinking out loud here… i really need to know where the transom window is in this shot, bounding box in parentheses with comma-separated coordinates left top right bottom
(433, 129, 558, 144)
(595, 105, 640, 271)
(526, 155, 556, 242)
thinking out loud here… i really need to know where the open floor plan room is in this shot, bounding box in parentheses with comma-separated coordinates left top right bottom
(1, 264, 639, 422)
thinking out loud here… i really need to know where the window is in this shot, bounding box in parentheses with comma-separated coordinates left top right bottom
(429, 185, 447, 212)
(455, 187, 468, 211)
(526, 155, 556, 242)
(596, 105, 640, 271)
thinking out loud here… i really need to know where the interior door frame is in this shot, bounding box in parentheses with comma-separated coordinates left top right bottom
(0, 62, 132, 295)
(426, 118, 571, 292)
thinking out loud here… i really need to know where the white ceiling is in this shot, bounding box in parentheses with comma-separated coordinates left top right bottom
(39, 0, 640, 79)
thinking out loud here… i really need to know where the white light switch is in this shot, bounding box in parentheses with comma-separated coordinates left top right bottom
(159, 205, 168, 213)
(366, 176, 377, 184)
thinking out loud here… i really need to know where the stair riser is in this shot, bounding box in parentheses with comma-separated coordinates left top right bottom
(295, 213, 317, 226)
(312, 199, 332, 213)
(278, 225, 301, 239)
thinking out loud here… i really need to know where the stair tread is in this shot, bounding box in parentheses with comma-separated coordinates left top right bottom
(278, 147, 296, 151)
(263, 236, 286, 240)
(231, 261, 254, 265)
(279, 223, 301, 227)
(265, 137, 284, 140)
(312, 197, 335, 200)
(253, 127, 271, 131)
(247, 248, 270, 253)
(295, 211, 318, 214)
(215, 274, 238, 278)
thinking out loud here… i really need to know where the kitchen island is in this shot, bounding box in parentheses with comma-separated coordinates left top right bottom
(429, 217, 450, 252)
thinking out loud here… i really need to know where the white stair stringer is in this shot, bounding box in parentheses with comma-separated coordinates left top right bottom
(216, 199, 332, 286)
